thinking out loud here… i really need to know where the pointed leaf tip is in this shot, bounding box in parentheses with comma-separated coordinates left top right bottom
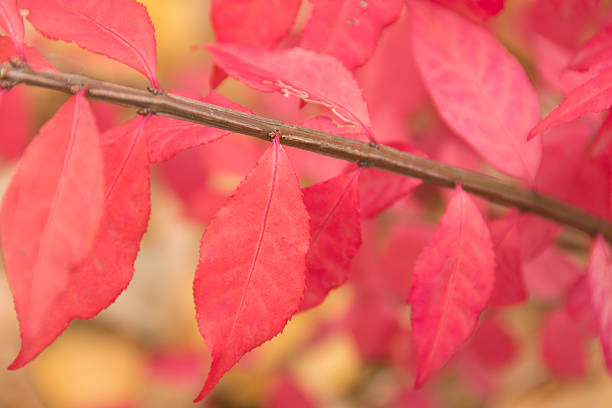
(1, 93, 104, 368)
(19, 0, 158, 86)
(409, 184, 495, 387)
(193, 138, 309, 400)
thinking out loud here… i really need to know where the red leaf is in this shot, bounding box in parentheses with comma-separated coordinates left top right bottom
(409, 184, 495, 387)
(300, 0, 403, 69)
(586, 236, 612, 373)
(540, 309, 588, 380)
(411, 1, 541, 182)
(0, 87, 30, 161)
(18, 0, 159, 86)
(0, 35, 54, 70)
(529, 69, 612, 139)
(488, 213, 527, 307)
(193, 138, 309, 400)
(569, 25, 612, 73)
(0, 0, 24, 56)
(358, 143, 424, 218)
(300, 170, 361, 310)
(1, 93, 104, 367)
(206, 43, 374, 139)
(211, 0, 301, 48)
(144, 90, 252, 163)
(13, 116, 150, 368)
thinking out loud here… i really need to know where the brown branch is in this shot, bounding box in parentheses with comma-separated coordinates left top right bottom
(3, 62, 612, 243)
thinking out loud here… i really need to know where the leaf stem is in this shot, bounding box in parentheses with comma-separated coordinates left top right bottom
(3, 63, 612, 243)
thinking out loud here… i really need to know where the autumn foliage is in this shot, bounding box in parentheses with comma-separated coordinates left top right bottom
(1, 0, 612, 406)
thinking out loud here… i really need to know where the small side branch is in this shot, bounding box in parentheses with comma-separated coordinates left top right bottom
(3, 63, 612, 242)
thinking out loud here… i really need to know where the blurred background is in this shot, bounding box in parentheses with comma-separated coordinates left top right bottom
(1, 0, 612, 407)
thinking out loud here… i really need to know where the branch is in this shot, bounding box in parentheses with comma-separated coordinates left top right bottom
(3, 62, 612, 243)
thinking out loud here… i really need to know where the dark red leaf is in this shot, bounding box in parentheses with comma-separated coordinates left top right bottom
(193, 138, 309, 400)
(211, 0, 301, 48)
(1, 93, 105, 367)
(409, 184, 495, 387)
(432, 0, 504, 21)
(411, 1, 541, 182)
(300, 170, 361, 310)
(145, 90, 252, 163)
(206, 43, 374, 139)
(300, 0, 403, 69)
(18, 0, 159, 86)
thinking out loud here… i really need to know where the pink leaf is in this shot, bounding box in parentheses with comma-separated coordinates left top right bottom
(409, 184, 495, 387)
(0, 35, 54, 70)
(411, 1, 541, 182)
(206, 43, 374, 139)
(465, 317, 517, 370)
(347, 295, 401, 360)
(300, 170, 361, 310)
(529, 68, 612, 139)
(517, 213, 559, 261)
(540, 309, 588, 380)
(211, 0, 301, 48)
(0, 87, 30, 161)
(524, 246, 581, 301)
(488, 213, 527, 307)
(586, 235, 612, 373)
(300, 0, 403, 69)
(1, 93, 104, 367)
(144, 90, 252, 163)
(0, 0, 24, 56)
(357, 142, 424, 218)
(531, 35, 596, 95)
(268, 375, 318, 408)
(18, 0, 158, 86)
(569, 25, 612, 73)
(565, 275, 598, 335)
(193, 138, 309, 400)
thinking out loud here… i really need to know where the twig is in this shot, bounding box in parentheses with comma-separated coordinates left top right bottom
(3, 63, 612, 243)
